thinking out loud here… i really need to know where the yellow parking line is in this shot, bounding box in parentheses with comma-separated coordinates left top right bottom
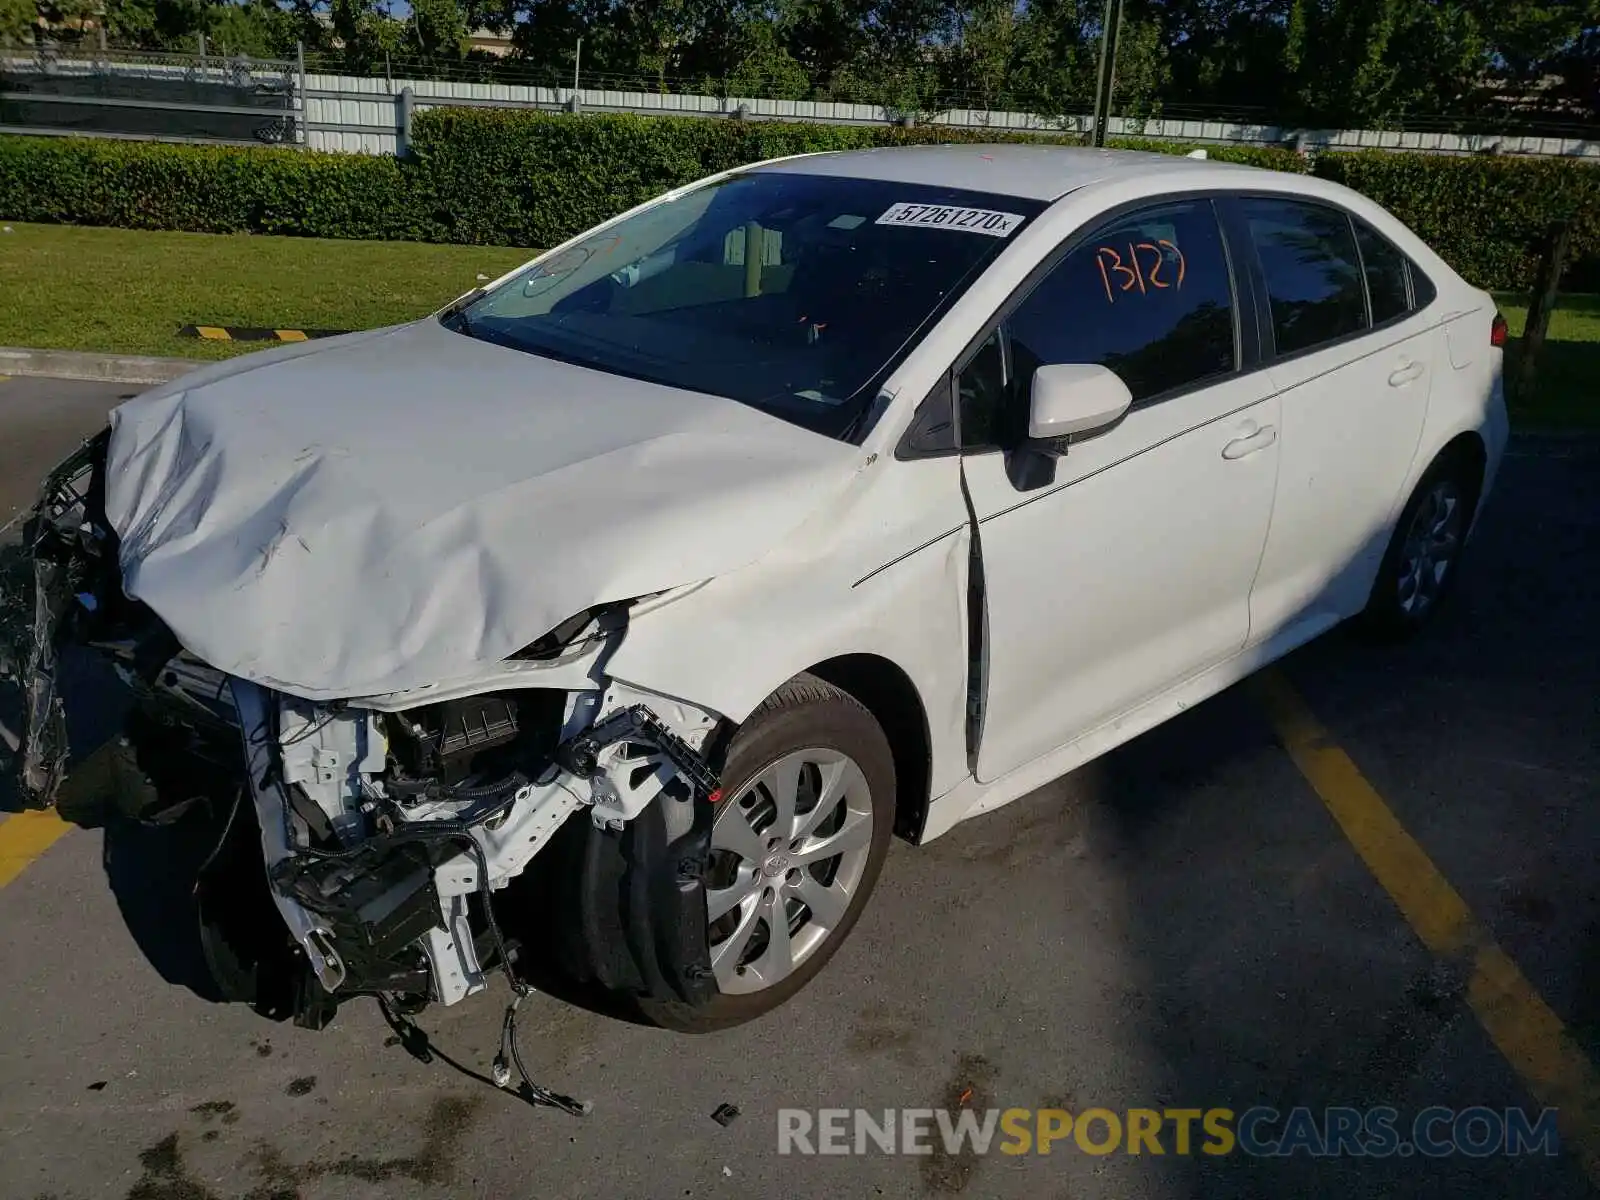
(0, 808, 72, 889)
(1255, 669, 1600, 1187)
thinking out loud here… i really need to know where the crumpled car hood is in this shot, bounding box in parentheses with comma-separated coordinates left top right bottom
(103, 318, 856, 700)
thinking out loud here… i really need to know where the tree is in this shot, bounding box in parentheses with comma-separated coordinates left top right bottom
(949, 0, 1019, 109)
(1009, 0, 1168, 123)
(1, 0, 36, 40)
(13, 0, 1597, 125)
(1146, 0, 1294, 115)
(711, 13, 810, 100)
(772, 0, 875, 82)
(1284, 0, 1490, 125)
(206, 0, 297, 57)
(410, 0, 469, 57)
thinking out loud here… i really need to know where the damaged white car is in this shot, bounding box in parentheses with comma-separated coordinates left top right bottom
(11, 147, 1507, 1068)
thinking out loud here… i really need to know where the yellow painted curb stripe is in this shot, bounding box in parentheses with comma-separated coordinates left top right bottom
(1255, 669, 1600, 1187)
(273, 329, 309, 342)
(0, 808, 72, 889)
(195, 326, 232, 341)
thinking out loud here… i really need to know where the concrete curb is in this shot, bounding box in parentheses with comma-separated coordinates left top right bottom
(0, 346, 199, 385)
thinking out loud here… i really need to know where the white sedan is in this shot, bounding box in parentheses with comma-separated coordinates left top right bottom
(15, 145, 1507, 1051)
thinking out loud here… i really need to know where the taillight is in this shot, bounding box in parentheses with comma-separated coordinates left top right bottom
(1490, 312, 1508, 348)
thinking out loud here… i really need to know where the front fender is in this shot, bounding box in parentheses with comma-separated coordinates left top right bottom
(605, 521, 974, 807)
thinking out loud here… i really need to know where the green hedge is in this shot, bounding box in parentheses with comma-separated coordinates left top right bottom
(0, 135, 423, 239)
(1311, 151, 1600, 293)
(0, 109, 1593, 291)
(401, 110, 1307, 249)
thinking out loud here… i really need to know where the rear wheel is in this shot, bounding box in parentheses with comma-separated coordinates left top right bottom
(1361, 455, 1479, 638)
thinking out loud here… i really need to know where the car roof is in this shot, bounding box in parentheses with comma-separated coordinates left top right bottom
(746, 143, 1275, 202)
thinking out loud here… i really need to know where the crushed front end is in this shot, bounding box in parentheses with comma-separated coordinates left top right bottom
(5, 432, 724, 1040)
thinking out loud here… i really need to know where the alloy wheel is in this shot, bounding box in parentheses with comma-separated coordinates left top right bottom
(704, 748, 874, 995)
(1397, 478, 1465, 618)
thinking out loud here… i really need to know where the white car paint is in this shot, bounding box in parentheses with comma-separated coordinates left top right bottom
(963, 362, 1282, 783)
(80, 147, 1506, 1005)
(104, 318, 858, 699)
(607, 149, 1505, 840)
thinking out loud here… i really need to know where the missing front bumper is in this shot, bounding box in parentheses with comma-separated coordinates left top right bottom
(6, 431, 112, 810)
(4, 432, 726, 1032)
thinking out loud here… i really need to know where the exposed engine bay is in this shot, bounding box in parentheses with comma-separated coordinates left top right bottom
(5, 431, 727, 1099)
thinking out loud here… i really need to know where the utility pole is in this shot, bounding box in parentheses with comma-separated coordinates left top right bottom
(1089, 0, 1123, 148)
(573, 37, 582, 95)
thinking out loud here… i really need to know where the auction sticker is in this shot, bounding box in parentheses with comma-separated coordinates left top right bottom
(875, 202, 1024, 237)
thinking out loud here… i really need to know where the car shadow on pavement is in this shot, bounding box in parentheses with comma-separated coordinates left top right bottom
(1066, 447, 1600, 1198)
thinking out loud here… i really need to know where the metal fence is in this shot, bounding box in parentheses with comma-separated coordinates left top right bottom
(4, 44, 1599, 161)
(0, 43, 302, 146)
(308, 76, 1600, 159)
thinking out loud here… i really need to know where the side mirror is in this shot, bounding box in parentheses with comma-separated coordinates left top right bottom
(1028, 363, 1133, 448)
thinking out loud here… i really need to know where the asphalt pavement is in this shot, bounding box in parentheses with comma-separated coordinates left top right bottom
(0, 373, 1596, 1200)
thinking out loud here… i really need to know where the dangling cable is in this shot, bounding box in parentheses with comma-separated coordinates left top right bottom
(496, 992, 593, 1116)
(374, 828, 591, 1117)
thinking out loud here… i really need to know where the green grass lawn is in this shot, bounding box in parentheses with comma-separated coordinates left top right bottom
(0, 222, 532, 361)
(1490, 292, 1599, 430)
(0, 222, 1593, 429)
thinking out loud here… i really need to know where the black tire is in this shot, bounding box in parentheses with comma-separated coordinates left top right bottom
(1360, 451, 1481, 640)
(642, 675, 897, 1032)
(506, 674, 896, 1034)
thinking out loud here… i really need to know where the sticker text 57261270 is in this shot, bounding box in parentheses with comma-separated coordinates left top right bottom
(875, 203, 1025, 238)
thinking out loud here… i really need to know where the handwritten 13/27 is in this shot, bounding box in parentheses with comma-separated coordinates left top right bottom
(1096, 241, 1186, 302)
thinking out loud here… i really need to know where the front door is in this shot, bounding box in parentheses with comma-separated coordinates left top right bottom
(959, 198, 1280, 784)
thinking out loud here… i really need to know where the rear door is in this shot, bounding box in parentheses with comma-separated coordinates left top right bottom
(959, 198, 1280, 783)
(1234, 197, 1437, 639)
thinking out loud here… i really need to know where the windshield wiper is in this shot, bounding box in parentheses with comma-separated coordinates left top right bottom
(439, 288, 486, 333)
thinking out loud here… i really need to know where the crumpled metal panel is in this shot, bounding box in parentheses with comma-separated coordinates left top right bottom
(101, 318, 855, 701)
(17, 552, 70, 808)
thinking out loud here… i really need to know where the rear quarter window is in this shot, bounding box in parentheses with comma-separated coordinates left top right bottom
(1353, 219, 1411, 325)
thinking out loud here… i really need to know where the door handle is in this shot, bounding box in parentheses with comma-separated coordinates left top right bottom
(1388, 360, 1425, 386)
(1222, 425, 1277, 459)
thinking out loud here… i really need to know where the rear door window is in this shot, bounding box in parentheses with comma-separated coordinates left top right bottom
(1241, 199, 1368, 356)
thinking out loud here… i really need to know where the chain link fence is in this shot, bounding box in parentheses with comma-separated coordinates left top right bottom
(0, 41, 302, 146)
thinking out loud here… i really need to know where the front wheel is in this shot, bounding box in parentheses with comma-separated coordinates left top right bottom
(645, 676, 896, 1031)
(514, 675, 897, 1033)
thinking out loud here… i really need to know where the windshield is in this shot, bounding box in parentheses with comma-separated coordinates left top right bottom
(448, 172, 1044, 438)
